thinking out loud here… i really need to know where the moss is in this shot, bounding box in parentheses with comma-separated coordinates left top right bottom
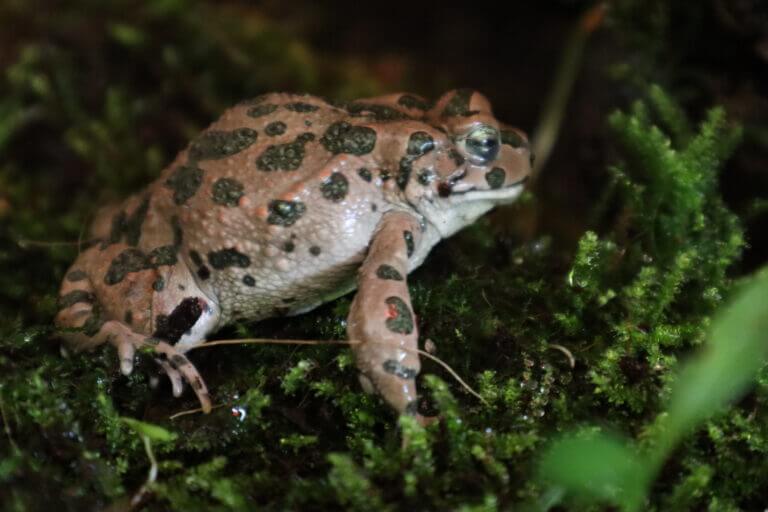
(1, 1, 767, 511)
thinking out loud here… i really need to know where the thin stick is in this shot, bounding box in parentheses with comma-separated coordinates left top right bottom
(530, 1, 607, 179)
(413, 347, 488, 405)
(15, 238, 97, 249)
(130, 435, 158, 508)
(169, 403, 226, 420)
(0, 392, 19, 453)
(548, 343, 576, 368)
(193, 338, 356, 349)
(188, 337, 486, 404)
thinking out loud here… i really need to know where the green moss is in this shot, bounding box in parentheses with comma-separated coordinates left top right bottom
(1, 1, 766, 510)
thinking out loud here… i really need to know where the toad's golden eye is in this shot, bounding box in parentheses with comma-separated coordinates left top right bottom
(461, 124, 500, 164)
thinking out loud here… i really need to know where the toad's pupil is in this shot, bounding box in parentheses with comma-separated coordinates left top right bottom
(466, 136, 499, 162)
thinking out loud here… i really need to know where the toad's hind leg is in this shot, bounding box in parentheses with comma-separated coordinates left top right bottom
(56, 261, 213, 413)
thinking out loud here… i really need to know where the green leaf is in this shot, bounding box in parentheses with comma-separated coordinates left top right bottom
(121, 417, 177, 443)
(663, 268, 768, 442)
(108, 23, 147, 47)
(537, 431, 648, 511)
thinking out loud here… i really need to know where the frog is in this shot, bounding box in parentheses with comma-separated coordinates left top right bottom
(55, 89, 532, 422)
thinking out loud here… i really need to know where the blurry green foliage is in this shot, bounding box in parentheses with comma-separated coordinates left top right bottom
(0, 1, 766, 511)
(539, 268, 768, 510)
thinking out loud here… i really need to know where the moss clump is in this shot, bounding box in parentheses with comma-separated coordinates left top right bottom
(1, 1, 767, 510)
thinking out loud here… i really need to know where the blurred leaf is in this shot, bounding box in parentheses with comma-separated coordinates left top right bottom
(663, 268, 768, 442)
(537, 431, 648, 511)
(109, 23, 147, 47)
(121, 417, 177, 443)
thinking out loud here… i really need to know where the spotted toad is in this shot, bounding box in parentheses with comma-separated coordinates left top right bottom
(56, 90, 532, 421)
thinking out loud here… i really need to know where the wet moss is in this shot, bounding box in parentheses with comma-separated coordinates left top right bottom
(1, 2, 766, 511)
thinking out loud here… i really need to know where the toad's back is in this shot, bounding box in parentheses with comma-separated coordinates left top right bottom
(141, 93, 415, 324)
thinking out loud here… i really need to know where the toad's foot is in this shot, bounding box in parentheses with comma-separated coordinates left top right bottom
(71, 318, 213, 413)
(117, 332, 212, 414)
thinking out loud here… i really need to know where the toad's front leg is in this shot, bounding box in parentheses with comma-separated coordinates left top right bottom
(347, 211, 424, 419)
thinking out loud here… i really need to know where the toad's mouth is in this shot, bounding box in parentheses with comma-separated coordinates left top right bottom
(449, 175, 529, 203)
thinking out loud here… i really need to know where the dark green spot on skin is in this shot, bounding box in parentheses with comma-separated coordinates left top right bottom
(188, 128, 257, 160)
(380, 169, 391, 181)
(501, 129, 525, 148)
(407, 131, 435, 156)
(485, 167, 506, 189)
(212, 178, 244, 206)
(417, 169, 434, 186)
(106, 195, 150, 247)
(357, 167, 372, 182)
(58, 290, 95, 309)
(66, 270, 88, 282)
(153, 298, 203, 343)
(189, 250, 203, 266)
(267, 200, 306, 226)
(124, 311, 133, 325)
(197, 266, 210, 280)
(242, 275, 256, 287)
(309, 246, 321, 256)
(284, 102, 319, 113)
(382, 359, 418, 379)
(247, 103, 278, 118)
(344, 103, 412, 121)
(282, 297, 296, 304)
(105, 248, 150, 285)
(265, 121, 287, 136)
(320, 172, 349, 202)
(320, 121, 376, 155)
(82, 307, 105, 337)
(449, 149, 465, 166)
(165, 164, 203, 205)
(403, 231, 414, 258)
(208, 248, 251, 269)
(442, 88, 474, 117)
(384, 296, 414, 335)
(170, 354, 189, 368)
(283, 241, 295, 252)
(148, 245, 177, 267)
(256, 133, 315, 171)
(171, 216, 183, 246)
(398, 94, 430, 111)
(153, 276, 165, 291)
(376, 264, 403, 281)
(397, 157, 412, 190)
(371, 203, 377, 212)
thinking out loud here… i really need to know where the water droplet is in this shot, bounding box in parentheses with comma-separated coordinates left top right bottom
(231, 406, 247, 421)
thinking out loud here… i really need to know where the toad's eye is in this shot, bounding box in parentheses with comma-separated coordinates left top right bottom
(461, 125, 500, 164)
